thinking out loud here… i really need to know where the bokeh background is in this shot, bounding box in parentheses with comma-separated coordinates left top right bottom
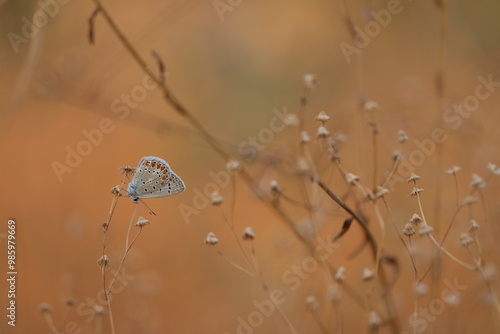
(1, 0, 500, 333)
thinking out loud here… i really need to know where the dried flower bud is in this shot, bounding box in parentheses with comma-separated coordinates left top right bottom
(398, 130, 408, 143)
(97, 255, 110, 268)
(392, 150, 402, 162)
(315, 111, 330, 123)
(300, 130, 311, 144)
(468, 220, 480, 232)
(93, 305, 105, 315)
(374, 186, 389, 199)
(409, 187, 424, 197)
(363, 100, 379, 111)
(38, 303, 52, 313)
(409, 213, 423, 225)
(362, 268, 374, 281)
(242, 227, 255, 240)
(406, 173, 421, 183)
(487, 163, 500, 174)
(328, 284, 343, 301)
(334, 266, 346, 283)
(226, 160, 242, 174)
(205, 232, 219, 245)
(305, 295, 320, 312)
(110, 186, 121, 196)
(460, 233, 474, 247)
(415, 282, 428, 297)
(303, 73, 317, 88)
(368, 311, 382, 329)
(446, 166, 462, 175)
(317, 125, 330, 138)
(470, 173, 486, 189)
(461, 196, 477, 206)
(119, 166, 135, 177)
(211, 192, 223, 205)
(403, 223, 416, 237)
(270, 180, 281, 196)
(419, 225, 434, 236)
(346, 173, 360, 185)
(297, 157, 310, 173)
(135, 216, 150, 228)
(483, 264, 497, 281)
(284, 114, 299, 126)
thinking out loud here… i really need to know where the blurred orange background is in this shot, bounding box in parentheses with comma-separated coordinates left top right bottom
(1, 0, 500, 333)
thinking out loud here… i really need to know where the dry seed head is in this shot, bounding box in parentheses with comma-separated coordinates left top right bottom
(470, 173, 486, 189)
(303, 73, 317, 89)
(446, 166, 462, 175)
(297, 157, 310, 173)
(460, 233, 474, 247)
(328, 284, 343, 301)
(368, 311, 382, 329)
(226, 160, 242, 174)
(402, 223, 416, 237)
(317, 125, 330, 138)
(409, 213, 423, 225)
(93, 305, 105, 315)
(409, 187, 424, 197)
(346, 173, 360, 185)
(468, 220, 480, 232)
(461, 196, 477, 206)
(363, 100, 379, 111)
(418, 225, 434, 236)
(135, 216, 150, 228)
(392, 150, 402, 161)
(269, 180, 281, 196)
(483, 264, 497, 281)
(415, 282, 428, 297)
(119, 166, 135, 177)
(205, 232, 219, 245)
(97, 255, 110, 268)
(374, 186, 390, 199)
(487, 163, 500, 175)
(211, 192, 224, 206)
(406, 173, 421, 183)
(300, 130, 311, 144)
(305, 295, 320, 312)
(398, 130, 409, 143)
(335, 266, 346, 283)
(110, 186, 121, 196)
(38, 303, 52, 313)
(315, 111, 331, 123)
(242, 227, 255, 240)
(362, 268, 374, 281)
(284, 114, 299, 127)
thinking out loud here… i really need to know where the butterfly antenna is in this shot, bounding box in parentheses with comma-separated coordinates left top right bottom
(139, 199, 156, 216)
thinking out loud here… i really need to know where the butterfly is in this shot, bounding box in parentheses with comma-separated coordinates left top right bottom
(127, 156, 185, 202)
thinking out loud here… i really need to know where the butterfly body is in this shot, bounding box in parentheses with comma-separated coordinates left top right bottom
(127, 156, 185, 202)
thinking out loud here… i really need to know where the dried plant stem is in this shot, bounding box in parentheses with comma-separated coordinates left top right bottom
(42, 312, 59, 334)
(214, 249, 256, 278)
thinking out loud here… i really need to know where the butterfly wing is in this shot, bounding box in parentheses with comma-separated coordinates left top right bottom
(127, 156, 172, 200)
(138, 170, 186, 198)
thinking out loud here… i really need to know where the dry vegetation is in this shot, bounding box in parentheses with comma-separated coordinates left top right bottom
(1, 0, 500, 333)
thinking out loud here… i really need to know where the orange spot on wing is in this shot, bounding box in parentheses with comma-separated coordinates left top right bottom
(162, 176, 167, 180)
(152, 162, 156, 167)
